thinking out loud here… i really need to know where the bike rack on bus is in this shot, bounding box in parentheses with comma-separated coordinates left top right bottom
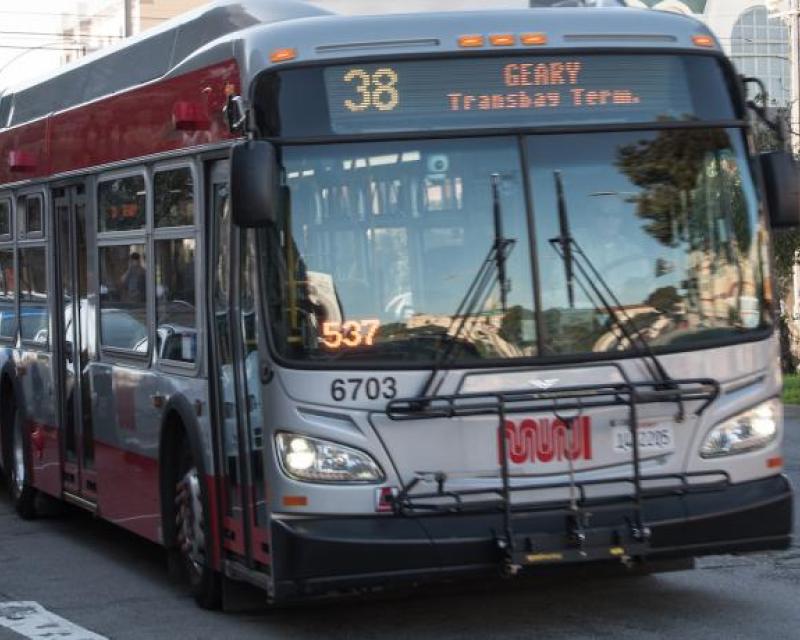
(386, 376, 721, 574)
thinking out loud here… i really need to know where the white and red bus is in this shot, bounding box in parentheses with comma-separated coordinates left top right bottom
(0, 0, 795, 608)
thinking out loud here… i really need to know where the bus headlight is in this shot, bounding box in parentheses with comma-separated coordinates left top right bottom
(700, 399, 780, 458)
(276, 433, 385, 483)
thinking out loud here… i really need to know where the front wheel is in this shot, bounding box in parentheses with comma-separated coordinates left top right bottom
(7, 404, 37, 519)
(175, 440, 221, 609)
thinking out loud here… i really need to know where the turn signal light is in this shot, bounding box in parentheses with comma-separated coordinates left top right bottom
(270, 47, 297, 63)
(458, 34, 485, 48)
(520, 32, 548, 46)
(692, 35, 715, 48)
(282, 495, 308, 507)
(490, 34, 515, 46)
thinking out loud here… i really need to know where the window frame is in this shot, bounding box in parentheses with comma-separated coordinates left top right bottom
(152, 159, 202, 374)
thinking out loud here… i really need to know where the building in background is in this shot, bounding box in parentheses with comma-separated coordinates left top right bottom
(625, 2, 792, 108)
(61, 0, 207, 64)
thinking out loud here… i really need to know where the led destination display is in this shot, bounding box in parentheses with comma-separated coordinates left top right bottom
(323, 54, 732, 134)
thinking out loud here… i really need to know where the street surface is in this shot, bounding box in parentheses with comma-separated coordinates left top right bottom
(0, 411, 798, 640)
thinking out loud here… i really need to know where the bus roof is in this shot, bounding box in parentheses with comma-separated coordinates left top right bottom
(0, 0, 331, 130)
(0, 1, 715, 132)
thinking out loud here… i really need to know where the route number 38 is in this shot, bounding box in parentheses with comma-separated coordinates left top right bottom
(343, 68, 399, 112)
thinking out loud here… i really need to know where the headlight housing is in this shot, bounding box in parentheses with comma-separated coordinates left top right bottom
(700, 399, 780, 459)
(275, 432, 385, 483)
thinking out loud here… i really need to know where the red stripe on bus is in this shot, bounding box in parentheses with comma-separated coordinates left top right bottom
(0, 59, 241, 186)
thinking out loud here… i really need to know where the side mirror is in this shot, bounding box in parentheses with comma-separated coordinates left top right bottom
(230, 140, 281, 228)
(760, 151, 800, 228)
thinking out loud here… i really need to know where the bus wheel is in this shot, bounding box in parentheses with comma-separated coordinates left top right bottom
(7, 403, 37, 519)
(175, 443, 221, 609)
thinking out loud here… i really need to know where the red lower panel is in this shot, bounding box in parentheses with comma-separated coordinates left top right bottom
(94, 440, 161, 543)
(224, 516, 245, 555)
(252, 527, 271, 566)
(29, 422, 61, 497)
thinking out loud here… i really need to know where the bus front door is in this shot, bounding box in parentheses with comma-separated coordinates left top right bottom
(52, 183, 95, 505)
(209, 162, 271, 578)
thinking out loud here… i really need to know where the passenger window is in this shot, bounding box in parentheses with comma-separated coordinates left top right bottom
(98, 244, 148, 351)
(20, 195, 43, 236)
(0, 199, 11, 238)
(0, 248, 16, 340)
(98, 175, 146, 232)
(155, 238, 196, 363)
(155, 167, 194, 227)
(18, 246, 48, 345)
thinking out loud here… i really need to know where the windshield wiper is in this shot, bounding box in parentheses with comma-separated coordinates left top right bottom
(417, 173, 515, 399)
(554, 170, 576, 308)
(548, 171, 682, 412)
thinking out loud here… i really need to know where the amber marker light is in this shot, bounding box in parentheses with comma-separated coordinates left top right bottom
(283, 495, 308, 507)
(520, 32, 548, 46)
(270, 47, 297, 63)
(458, 34, 485, 48)
(692, 35, 715, 48)
(490, 34, 515, 47)
(767, 456, 784, 469)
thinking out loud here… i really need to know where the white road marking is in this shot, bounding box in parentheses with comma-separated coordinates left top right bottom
(0, 602, 107, 640)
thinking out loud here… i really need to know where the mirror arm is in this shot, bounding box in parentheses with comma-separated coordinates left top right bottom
(741, 75, 786, 146)
(224, 94, 254, 136)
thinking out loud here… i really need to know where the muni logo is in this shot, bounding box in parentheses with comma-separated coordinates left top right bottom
(500, 417, 592, 464)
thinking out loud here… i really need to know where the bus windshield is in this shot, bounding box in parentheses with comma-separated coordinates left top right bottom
(264, 128, 770, 365)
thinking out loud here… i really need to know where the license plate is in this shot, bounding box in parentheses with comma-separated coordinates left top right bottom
(612, 424, 674, 454)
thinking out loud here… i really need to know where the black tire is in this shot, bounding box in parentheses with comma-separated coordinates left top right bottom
(175, 437, 221, 609)
(6, 402, 37, 519)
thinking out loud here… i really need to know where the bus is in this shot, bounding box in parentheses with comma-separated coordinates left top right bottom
(0, 0, 796, 609)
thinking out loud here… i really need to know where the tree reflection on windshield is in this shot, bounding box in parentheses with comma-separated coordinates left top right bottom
(530, 128, 768, 356)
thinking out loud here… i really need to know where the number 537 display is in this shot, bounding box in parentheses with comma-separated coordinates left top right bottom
(321, 319, 381, 349)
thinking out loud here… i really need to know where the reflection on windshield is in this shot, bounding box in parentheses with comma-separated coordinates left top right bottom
(266, 129, 769, 365)
(268, 137, 537, 362)
(530, 128, 768, 355)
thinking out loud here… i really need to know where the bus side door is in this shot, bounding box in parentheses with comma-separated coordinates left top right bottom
(208, 161, 270, 575)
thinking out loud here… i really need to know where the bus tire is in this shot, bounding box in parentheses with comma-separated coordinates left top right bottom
(6, 401, 37, 519)
(175, 437, 221, 609)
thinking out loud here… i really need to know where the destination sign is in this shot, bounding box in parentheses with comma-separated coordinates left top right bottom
(323, 55, 726, 134)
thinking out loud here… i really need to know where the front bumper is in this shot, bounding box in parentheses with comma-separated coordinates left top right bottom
(270, 474, 792, 601)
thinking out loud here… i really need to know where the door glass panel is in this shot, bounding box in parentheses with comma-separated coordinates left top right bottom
(241, 229, 266, 528)
(75, 191, 94, 468)
(55, 190, 77, 464)
(0, 248, 16, 339)
(213, 182, 241, 520)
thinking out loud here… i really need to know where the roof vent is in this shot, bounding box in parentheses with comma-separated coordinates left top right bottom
(316, 39, 439, 54)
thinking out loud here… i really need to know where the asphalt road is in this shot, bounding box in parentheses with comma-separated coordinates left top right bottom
(0, 411, 798, 640)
